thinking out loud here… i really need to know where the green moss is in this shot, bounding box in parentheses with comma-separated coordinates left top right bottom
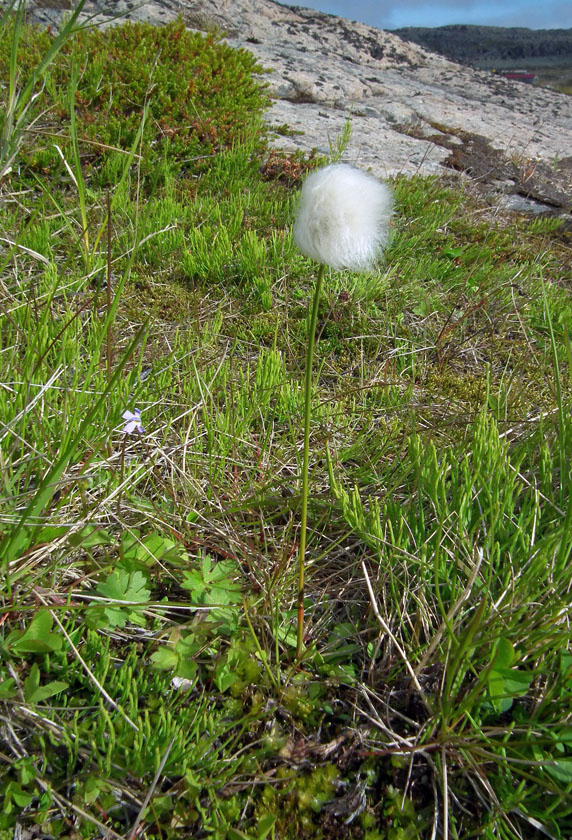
(259, 764, 348, 839)
(124, 274, 199, 322)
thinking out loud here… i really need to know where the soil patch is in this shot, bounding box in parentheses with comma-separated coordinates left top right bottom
(444, 132, 572, 212)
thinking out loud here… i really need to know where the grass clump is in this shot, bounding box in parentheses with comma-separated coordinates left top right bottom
(1, 9, 572, 840)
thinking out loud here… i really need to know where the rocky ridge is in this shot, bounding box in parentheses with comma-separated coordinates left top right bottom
(21, 0, 572, 211)
(392, 25, 572, 71)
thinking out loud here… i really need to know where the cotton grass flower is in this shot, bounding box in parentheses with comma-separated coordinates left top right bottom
(293, 163, 393, 271)
(291, 163, 394, 661)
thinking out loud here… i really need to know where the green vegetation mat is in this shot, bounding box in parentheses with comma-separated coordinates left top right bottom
(1, 7, 572, 839)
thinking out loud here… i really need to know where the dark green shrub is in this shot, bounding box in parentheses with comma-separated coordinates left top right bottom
(0, 17, 269, 172)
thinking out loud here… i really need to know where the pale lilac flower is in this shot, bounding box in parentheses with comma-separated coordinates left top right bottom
(293, 163, 393, 271)
(122, 408, 144, 435)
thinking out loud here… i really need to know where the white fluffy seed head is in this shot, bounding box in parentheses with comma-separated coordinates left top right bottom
(293, 163, 393, 271)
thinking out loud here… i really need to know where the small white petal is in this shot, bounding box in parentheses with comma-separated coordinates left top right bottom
(172, 677, 194, 691)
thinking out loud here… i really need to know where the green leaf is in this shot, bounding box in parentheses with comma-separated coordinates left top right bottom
(24, 663, 40, 698)
(121, 530, 184, 565)
(7, 784, 34, 809)
(95, 569, 151, 629)
(150, 648, 179, 671)
(556, 727, 572, 748)
(176, 634, 202, 658)
(443, 246, 463, 259)
(498, 668, 533, 697)
(214, 660, 239, 692)
(83, 605, 107, 631)
(487, 667, 533, 713)
(84, 775, 105, 805)
(257, 813, 276, 839)
(0, 678, 17, 699)
(36, 525, 69, 543)
(561, 652, 572, 687)
(23, 664, 67, 703)
(175, 659, 198, 681)
(545, 758, 572, 783)
(97, 569, 150, 602)
(487, 671, 511, 712)
(16, 758, 36, 786)
(68, 525, 113, 548)
(8, 610, 62, 655)
(181, 556, 241, 606)
(228, 828, 255, 840)
(141, 533, 184, 561)
(493, 637, 514, 670)
(27, 681, 68, 704)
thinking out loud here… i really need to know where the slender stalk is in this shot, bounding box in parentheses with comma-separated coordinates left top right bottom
(106, 188, 112, 382)
(117, 434, 127, 517)
(242, 596, 281, 692)
(296, 262, 325, 661)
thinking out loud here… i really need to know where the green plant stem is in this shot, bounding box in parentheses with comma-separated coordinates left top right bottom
(296, 262, 325, 662)
(107, 188, 113, 383)
(117, 434, 127, 517)
(242, 596, 281, 692)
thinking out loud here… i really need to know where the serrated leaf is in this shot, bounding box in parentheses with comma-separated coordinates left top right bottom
(102, 606, 128, 629)
(84, 605, 108, 631)
(97, 569, 151, 603)
(181, 557, 241, 606)
(95, 570, 151, 629)
(181, 568, 205, 599)
(17, 758, 36, 786)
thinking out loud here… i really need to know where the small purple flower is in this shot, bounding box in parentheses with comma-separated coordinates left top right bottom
(122, 408, 144, 435)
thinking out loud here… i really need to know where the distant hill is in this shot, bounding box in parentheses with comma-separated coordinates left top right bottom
(391, 24, 572, 71)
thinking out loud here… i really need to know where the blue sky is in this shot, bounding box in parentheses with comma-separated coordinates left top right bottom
(278, 1, 572, 30)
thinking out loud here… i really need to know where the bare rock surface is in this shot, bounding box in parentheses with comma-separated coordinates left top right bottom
(22, 0, 572, 210)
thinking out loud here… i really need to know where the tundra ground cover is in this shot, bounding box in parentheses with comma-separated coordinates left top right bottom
(1, 9, 572, 840)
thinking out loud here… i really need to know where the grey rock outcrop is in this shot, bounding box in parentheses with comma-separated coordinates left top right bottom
(21, 0, 572, 208)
